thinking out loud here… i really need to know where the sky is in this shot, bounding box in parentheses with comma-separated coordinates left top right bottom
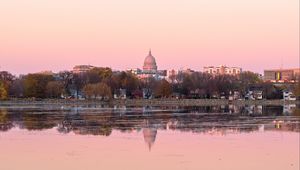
(0, 0, 299, 75)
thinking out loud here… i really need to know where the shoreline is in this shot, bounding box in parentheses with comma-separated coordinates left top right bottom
(0, 99, 299, 107)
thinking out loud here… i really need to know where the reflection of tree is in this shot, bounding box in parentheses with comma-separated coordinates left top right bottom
(292, 108, 300, 116)
(1, 105, 299, 137)
(57, 121, 72, 134)
(59, 113, 113, 136)
(21, 113, 59, 131)
(73, 125, 112, 136)
(0, 109, 14, 132)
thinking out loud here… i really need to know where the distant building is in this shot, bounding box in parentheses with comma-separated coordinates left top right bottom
(283, 90, 296, 101)
(72, 65, 95, 74)
(126, 68, 142, 75)
(166, 69, 179, 83)
(36, 70, 54, 75)
(179, 68, 195, 75)
(138, 50, 159, 79)
(157, 70, 167, 79)
(143, 88, 153, 99)
(245, 90, 263, 100)
(264, 68, 300, 82)
(143, 50, 158, 73)
(129, 50, 167, 80)
(245, 86, 263, 100)
(204, 65, 242, 75)
(114, 88, 127, 99)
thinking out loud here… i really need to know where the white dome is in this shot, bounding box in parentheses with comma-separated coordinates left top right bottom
(143, 50, 157, 71)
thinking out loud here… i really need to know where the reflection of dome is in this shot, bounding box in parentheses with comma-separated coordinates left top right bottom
(143, 50, 158, 71)
(143, 128, 157, 151)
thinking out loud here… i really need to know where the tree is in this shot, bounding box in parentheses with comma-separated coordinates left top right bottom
(9, 79, 24, 97)
(0, 71, 15, 98)
(86, 67, 113, 84)
(238, 71, 262, 95)
(57, 71, 73, 96)
(260, 82, 281, 99)
(23, 74, 54, 98)
(94, 82, 112, 100)
(46, 81, 65, 98)
(83, 84, 95, 99)
(0, 71, 14, 83)
(0, 81, 8, 100)
(83, 83, 112, 100)
(293, 82, 300, 98)
(154, 79, 172, 98)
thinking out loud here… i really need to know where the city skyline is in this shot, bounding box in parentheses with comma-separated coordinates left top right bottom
(0, 0, 299, 75)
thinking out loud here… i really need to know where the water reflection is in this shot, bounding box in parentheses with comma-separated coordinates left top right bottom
(143, 128, 157, 151)
(1, 105, 299, 147)
(0, 105, 299, 170)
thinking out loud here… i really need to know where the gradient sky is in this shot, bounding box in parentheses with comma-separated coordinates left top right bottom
(0, 0, 299, 75)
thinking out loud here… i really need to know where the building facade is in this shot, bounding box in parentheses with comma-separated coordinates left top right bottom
(204, 65, 242, 75)
(129, 50, 166, 80)
(72, 65, 95, 74)
(264, 68, 300, 82)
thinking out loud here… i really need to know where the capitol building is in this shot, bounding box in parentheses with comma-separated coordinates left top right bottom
(143, 50, 158, 73)
(127, 50, 166, 80)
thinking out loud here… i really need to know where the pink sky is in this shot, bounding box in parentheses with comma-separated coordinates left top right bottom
(0, 0, 299, 75)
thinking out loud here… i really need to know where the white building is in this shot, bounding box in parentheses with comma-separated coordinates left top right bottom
(126, 68, 142, 75)
(204, 65, 242, 75)
(72, 65, 95, 74)
(130, 50, 167, 80)
(283, 90, 296, 101)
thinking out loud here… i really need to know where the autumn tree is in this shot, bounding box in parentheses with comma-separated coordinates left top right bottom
(293, 82, 300, 98)
(94, 82, 112, 100)
(0, 81, 8, 100)
(83, 83, 112, 100)
(82, 84, 94, 99)
(105, 71, 140, 97)
(46, 81, 65, 98)
(9, 79, 24, 97)
(23, 74, 54, 98)
(238, 71, 262, 95)
(86, 67, 113, 84)
(57, 71, 73, 95)
(0, 71, 15, 98)
(154, 79, 172, 98)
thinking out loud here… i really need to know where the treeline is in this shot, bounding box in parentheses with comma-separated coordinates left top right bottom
(0, 68, 299, 100)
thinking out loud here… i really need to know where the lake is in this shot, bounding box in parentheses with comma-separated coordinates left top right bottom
(0, 104, 299, 170)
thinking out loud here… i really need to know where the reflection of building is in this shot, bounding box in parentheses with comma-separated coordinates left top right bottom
(245, 105, 263, 114)
(143, 128, 157, 151)
(142, 119, 158, 151)
(264, 121, 300, 132)
(204, 65, 242, 75)
(283, 104, 296, 115)
(264, 68, 300, 82)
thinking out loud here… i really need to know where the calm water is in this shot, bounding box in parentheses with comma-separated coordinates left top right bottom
(0, 104, 299, 170)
